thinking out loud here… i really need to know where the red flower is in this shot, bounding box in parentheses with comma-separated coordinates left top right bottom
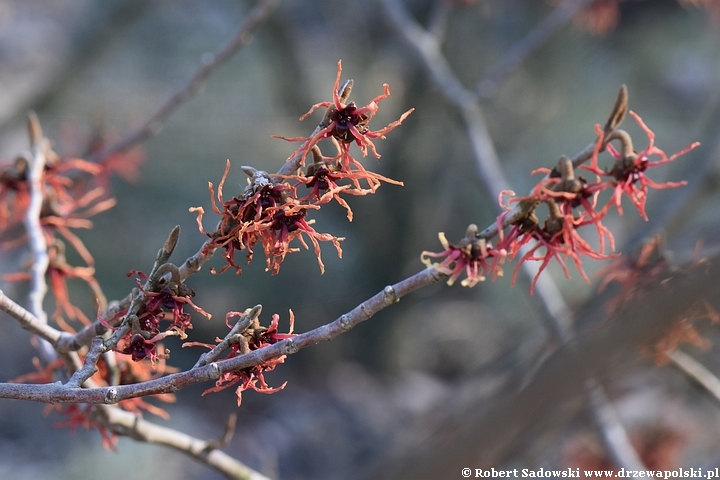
(3, 239, 106, 332)
(199, 310, 296, 406)
(500, 208, 615, 295)
(109, 269, 208, 363)
(278, 149, 404, 222)
(275, 60, 414, 168)
(0, 152, 115, 262)
(126, 269, 210, 334)
(258, 204, 344, 275)
(583, 112, 699, 220)
(45, 240, 105, 330)
(520, 164, 615, 255)
(121, 334, 160, 362)
(496, 166, 618, 295)
(421, 224, 506, 287)
(192, 161, 344, 275)
(596, 235, 682, 315)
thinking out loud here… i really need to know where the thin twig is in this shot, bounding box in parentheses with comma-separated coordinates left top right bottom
(379, 0, 528, 261)
(65, 336, 105, 388)
(193, 305, 262, 369)
(55, 229, 218, 355)
(55, 240, 213, 355)
(0, 267, 446, 404)
(0, 289, 63, 345)
(103, 228, 186, 352)
(54, 295, 131, 353)
(203, 413, 238, 451)
(179, 238, 218, 281)
(87, 0, 280, 164)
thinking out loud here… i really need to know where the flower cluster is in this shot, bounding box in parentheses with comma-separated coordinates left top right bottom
(275, 60, 414, 169)
(193, 162, 343, 275)
(421, 224, 506, 287)
(112, 268, 210, 363)
(193, 310, 296, 406)
(279, 145, 404, 221)
(5, 62, 414, 439)
(194, 61, 411, 275)
(581, 112, 699, 221)
(1, 124, 141, 329)
(495, 156, 618, 294)
(423, 110, 698, 293)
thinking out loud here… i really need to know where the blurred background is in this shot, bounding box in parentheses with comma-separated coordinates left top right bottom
(1, 0, 720, 478)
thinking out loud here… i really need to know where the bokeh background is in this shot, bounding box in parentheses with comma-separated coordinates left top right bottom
(2, 0, 720, 479)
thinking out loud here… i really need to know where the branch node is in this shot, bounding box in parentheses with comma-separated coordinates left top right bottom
(360, 303, 372, 319)
(283, 339, 299, 355)
(339, 314, 352, 331)
(208, 362, 221, 379)
(383, 285, 399, 304)
(105, 388, 120, 404)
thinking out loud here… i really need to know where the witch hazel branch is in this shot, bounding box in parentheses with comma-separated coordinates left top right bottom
(0, 63, 699, 477)
(422, 86, 699, 294)
(0, 61, 414, 416)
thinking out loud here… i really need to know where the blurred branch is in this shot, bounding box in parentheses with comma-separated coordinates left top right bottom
(426, 0, 452, 41)
(380, 0, 647, 472)
(24, 112, 49, 324)
(0, 0, 152, 133)
(0, 288, 63, 345)
(378, 0, 512, 206)
(23, 112, 56, 363)
(88, 0, 280, 164)
(586, 379, 654, 473)
(668, 348, 720, 405)
(475, 0, 597, 99)
(97, 405, 269, 480)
